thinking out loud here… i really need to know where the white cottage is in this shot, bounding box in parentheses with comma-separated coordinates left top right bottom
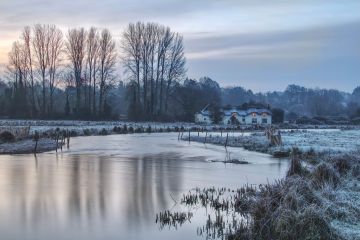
(195, 106, 272, 125)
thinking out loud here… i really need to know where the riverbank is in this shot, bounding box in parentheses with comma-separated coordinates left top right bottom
(183, 129, 360, 158)
(156, 129, 360, 239)
(1, 120, 359, 155)
(1, 119, 359, 137)
(0, 138, 61, 154)
(158, 150, 360, 240)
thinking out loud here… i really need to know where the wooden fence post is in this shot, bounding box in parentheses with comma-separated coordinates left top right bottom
(225, 133, 229, 148)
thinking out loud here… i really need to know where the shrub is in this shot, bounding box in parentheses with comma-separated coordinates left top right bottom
(70, 130, 78, 137)
(128, 126, 134, 133)
(122, 124, 128, 133)
(135, 127, 143, 133)
(99, 128, 108, 135)
(83, 129, 91, 136)
(113, 126, 119, 133)
(146, 125, 152, 133)
(0, 131, 15, 142)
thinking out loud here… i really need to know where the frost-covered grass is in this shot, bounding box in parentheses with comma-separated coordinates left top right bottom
(0, 119, 272, 138)
(175, 129, 360, 239)
(280, 129, 360, 153)
(186, 129, 360, 157)
(158, 151, 360, 240)
(0, 119, 198, 135)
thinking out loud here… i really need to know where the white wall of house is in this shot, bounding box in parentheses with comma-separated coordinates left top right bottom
(222, 115, 246, 125)
(195, 110, 272, 125)
(244, 113, 271, 125)
(195, 113, 212, 124)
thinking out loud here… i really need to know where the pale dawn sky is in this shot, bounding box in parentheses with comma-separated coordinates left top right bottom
(0, 0, 359, 91)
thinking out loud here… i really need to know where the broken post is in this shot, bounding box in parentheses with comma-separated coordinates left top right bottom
(55, 133, 59, 152)
(33, 131, 39, 154)
(66, 130, 70, 148)
(225, 133, 229, 148)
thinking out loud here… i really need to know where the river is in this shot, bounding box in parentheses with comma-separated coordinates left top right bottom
(0, 133, 288, 240)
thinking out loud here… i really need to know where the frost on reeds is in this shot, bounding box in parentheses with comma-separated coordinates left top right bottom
(157, 150, 360, 240)
(155, 211, 193, 230)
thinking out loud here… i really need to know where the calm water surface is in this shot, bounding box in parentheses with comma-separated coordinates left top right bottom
(0, 133, 288, 240)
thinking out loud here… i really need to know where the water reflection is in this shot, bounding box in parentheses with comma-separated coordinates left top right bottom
(0, 133, 288, 240)
(124, 153, 183, 229)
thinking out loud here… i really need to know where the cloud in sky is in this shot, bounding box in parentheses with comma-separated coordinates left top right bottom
(0, 0, 359, 91)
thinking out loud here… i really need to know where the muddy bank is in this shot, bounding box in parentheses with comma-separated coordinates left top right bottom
(0, 138, 61, 154)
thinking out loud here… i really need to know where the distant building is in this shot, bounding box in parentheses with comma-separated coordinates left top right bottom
(195, 106, 272, 125)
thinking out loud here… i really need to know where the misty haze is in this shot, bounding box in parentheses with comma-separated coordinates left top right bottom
(0, 1, 359, 240)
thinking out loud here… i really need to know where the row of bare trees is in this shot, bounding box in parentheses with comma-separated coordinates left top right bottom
(122, 22, 186, 120)
(4, 22, 186, 120)
(6, 24, 117, 118)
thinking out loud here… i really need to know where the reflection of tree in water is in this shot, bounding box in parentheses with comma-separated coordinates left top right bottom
(7, 154, 62, 228)
(3, 153, 113, 229)
(125, 152, 183, 230)
(2, 151, 184, 232)
(67, 154, 110, 225)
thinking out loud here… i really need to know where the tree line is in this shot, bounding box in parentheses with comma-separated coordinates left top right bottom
(122, 22, 185, 120)
(0, 22, 359, 123)
(6, 25, 118, 119)
(3, 22, 186, 120)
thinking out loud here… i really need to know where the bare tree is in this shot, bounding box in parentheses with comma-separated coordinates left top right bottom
(122, 22, 143, 106)
(98, 29, 117, 115)
(121, 22, 186, 120)
(63, 70, 75, 116)
(32, 24, 50, 116)
(47, 25, 63, 115)
(22, 26, 36, 117)
(66, 28, 86, 113)
(164, 33, 186, 112)
(86, 27, 99, 114)
(7, 41, 28, 116)
(157, 26, 173, 115)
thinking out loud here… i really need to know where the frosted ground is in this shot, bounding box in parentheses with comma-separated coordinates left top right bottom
(1, 119, 360, 156)
(0, 119, 354, 135)
(280, 129, 360, 153)
(188, 129, 360, 155)
(0, 119, 205, 135)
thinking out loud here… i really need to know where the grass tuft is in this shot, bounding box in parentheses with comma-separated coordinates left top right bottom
(312, 163, 340, 188)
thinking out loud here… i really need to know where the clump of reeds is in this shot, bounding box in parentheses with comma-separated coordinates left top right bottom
(330, 155, 352, 175)
(286, 153, 309, 177)
(155, 211, 193, 230)
(273, 206, 337, 240)
(312, 162, 340, 188)
(157, 151, 360, 240)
